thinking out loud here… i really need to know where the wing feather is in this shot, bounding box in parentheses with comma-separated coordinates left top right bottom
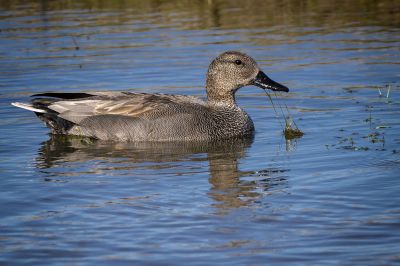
(43, 92, 205, 124)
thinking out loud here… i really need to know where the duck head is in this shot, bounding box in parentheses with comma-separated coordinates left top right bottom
(206, 51, 289, 105)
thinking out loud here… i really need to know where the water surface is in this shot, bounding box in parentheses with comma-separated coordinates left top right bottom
(1, 1, 400, 265)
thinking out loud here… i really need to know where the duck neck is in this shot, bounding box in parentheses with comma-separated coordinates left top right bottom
(207, 93, 236, 107)
(206, 83, 237, 107)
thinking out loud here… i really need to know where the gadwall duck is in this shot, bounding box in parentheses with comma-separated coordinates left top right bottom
(12, 51, 289, 141)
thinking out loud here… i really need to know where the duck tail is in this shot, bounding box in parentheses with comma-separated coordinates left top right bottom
(11, 102, 46, 113)
(11, 101, 74, 134)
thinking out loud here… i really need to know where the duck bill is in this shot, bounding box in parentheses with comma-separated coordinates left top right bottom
(253, 71, 289, 92)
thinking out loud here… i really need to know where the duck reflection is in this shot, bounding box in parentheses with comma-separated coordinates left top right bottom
(208, 156, 289, 214)
(36, 135, 288, 212)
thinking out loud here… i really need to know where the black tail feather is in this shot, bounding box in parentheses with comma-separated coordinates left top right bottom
(36, 112, 75, 134)
(32, 92, 94, 99)
(29, 96, 76, 134)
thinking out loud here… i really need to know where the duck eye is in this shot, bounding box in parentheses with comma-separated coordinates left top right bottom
(234, 59, 242, 65)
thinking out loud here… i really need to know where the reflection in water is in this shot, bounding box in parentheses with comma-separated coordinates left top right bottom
(36, 135, 288, 212)
(208, 155, 289, 214)
(2, 0, 399, 30)
(36, 135, 254, 168)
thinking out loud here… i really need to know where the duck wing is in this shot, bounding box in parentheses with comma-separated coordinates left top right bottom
(32, 92, 206, 124)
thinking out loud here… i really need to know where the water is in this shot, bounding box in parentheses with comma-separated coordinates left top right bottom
(1, 1, 400, 264)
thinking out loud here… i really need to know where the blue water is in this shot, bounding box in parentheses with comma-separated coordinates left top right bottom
(1, 1, 400, 265)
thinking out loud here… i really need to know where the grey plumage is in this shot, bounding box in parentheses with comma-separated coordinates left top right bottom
(12, 51, 289, 142)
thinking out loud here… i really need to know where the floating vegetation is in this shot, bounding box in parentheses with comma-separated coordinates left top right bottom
(363, 131, 385, 144)
(264, 90, 304, 140)
(326, 129, 386, 152)
(284, 117, 304, 139)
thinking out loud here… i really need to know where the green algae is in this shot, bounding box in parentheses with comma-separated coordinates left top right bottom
(264, 90, 304, 140)
(283, 117, 304, 140)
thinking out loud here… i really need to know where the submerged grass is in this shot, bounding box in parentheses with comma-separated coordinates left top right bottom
(264, 90, 304, 140)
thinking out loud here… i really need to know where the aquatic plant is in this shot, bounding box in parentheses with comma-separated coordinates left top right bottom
(263, 90, 304, 140)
